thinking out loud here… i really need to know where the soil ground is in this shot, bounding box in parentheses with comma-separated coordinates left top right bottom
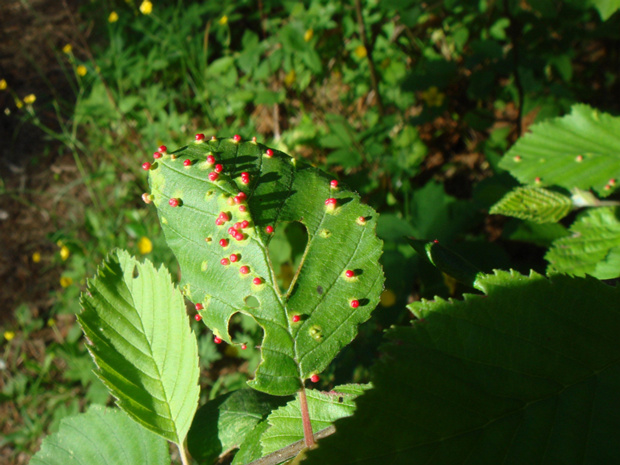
(1, 2, 85, 463)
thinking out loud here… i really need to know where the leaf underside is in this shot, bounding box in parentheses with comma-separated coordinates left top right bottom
(30, 405, 170, 465)
(499, 104, 620, 197)
(148, 137, 384, 396)
(490, 186, 573, 223)
(79, 250, 200, 444)
(546, 206, 620, 279)
(304, 270, 620, 464)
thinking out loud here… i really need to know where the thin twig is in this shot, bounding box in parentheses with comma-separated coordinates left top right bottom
(246, 425, 336, 465)
(354, 0, 384, 116)
(503, 0, 524, 136)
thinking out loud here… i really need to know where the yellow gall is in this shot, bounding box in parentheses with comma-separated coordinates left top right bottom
(4, 331, 15, 341)
(108, 11, 119, 23)
(47, 318, 56, 327)
(419, 86, 445, 107)
(60, 276, 73, 288)
(139, 0, 153, 15)
(60, 245, 70, 261)
(380, 289, 396, 307)
(284, 69, 296, 87)
(354, 45, 367, 59)
(137, 236, 153, 254)
(32, 251, 41, 263)
(23, 94, 36, 105)
(62, 44, 72, 54)
(304, 29, 314, 42)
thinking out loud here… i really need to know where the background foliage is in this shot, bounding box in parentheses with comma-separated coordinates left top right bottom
(1, 0, 620, 463)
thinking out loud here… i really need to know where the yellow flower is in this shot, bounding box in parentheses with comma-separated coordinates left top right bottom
(284, 69, 296, 87)
(108, 11, 119, 23)
(32, 251, 41, 263)
(60, 276, 73, 288)
(218, 15, 228, 25)
(15, 99, 23, 109)
(60, 245, 70, 261)
(354, 45, 367, 59)
(62, 44, 72, 54)
(419, 86, 445, 107)
(380, 289, 396, 307)
(304, 28, 314, 42)
(47, 318, 56, 327)
(137, 236, 153, 254)
(23, 94, 36, 105)
(139, 0, 153, 15)
(0, 79, 7, 90)
(76, 65, 87, 77)
(4, 331, 15, 341)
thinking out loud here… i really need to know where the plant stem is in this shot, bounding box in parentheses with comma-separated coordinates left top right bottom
(298, 386, 315, 448)
(177, 442, 190, 465)
(354, 0, 384, 116)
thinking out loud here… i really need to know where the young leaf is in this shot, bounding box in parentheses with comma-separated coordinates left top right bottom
(260, 384, 369, 455)
(79, 249, 200, 444)
(148, 137, 384, 396)
(489, 186, 573, 223)
(546, 206, 620, 279)
(187, 388, 291, 464)
(499, 104, 620, 197)
(304, 270, 620, 464)
(30, 405, 170, 465)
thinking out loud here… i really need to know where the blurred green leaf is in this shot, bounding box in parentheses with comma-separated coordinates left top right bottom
(30, 406, 170, 465)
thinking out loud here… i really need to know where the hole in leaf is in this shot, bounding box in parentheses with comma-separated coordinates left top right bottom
(227, 312, 264, 358)
(244, 295, 260, 308)
(266, 221, 308, 295)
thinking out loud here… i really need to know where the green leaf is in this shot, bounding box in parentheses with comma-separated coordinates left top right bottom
(409, 182, 479, 242)
(261, 384, 369, 455)
(304, 270, 620, 464)
(503, 219, 569, 248)
(498, 104, 620, 197)
(231, 420, 270, 465)
(489, 186, 573, 223)
(408, 239, 481, 288)
(187, 388, 290, 464)
(546, 207, 620, 279)
(148, 137, 384, 396)
(589, 0, 620, 19)
(78, 250, 200, 444)
(30, 405, 170, 465)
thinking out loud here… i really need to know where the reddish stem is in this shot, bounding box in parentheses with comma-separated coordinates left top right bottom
(298, 386, 315, 448)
